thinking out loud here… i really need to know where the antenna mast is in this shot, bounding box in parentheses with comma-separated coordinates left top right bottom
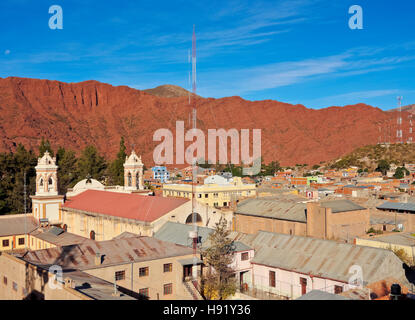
(191, 25, 199, 281)
(24, 171, 27, 250)
(397, 96, 403, 143)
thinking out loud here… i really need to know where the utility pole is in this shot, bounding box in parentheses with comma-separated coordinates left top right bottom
(24, 171, 27, 250)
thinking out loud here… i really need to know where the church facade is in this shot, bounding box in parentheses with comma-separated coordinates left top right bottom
(30, 150, 228, 241)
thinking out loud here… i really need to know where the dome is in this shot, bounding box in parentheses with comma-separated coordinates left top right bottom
(73, 178, 104, 191)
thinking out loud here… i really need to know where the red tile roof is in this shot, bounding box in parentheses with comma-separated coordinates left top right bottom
(62, 190, 189, 222)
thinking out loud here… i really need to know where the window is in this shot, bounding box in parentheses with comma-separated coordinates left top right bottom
(163, 283, 173, 295)
(12, 282, 17, 291)
(3, 276, 7, 285)
(197, 194, 202, 198)
(163, 263, 173, 273)
(139, 288, 149, 298)
(139, 267, 149, 277)
(334, 285, 343, 294)
(18, 238, 25, 246)
(213, 193, 218, 198)
(241, 252, 249, 261)
(269, 271, 276, 287)
(2, 239, 9, 247)
(204, 194, 208, 198)
(115, 270, 125, 281)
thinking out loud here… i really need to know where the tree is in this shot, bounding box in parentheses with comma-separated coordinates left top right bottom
(108, 137, 127, 185)
(76, 146, 107, 182)
(376, 159, 390, 175)
(201, 218, 237, 300)
(0, 144, 37, 215)
(56, 147, 78, 194)
(392, 166, 409, 180)
(38, 137, 54, 157)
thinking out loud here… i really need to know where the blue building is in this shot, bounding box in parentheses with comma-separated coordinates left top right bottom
(151, 166, 170, 183)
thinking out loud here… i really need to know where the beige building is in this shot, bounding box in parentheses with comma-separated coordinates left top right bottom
(355, 232, 415, 264)
(234, 197, 370, 242)
(9, 235, 202, 300)
(60, 189, 229, 241)
(163, 175, 257, 208)
(0, 215, 38, 252)
(0, 251, 136, 300)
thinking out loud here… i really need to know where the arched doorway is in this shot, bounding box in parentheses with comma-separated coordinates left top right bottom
(90, 230, 96, 240)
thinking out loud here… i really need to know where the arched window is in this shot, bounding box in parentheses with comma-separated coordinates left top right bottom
(185, 213, 202, 225)
(48, 177, 53, 191)
(128, 172, 132, 187)
(39, 178, 43, 187)
(90, 230, 96, 240)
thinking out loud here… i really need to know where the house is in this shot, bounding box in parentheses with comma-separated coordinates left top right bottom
(163, 176, 256, 208)
(234, 231, 410, 299)
(151, 166, 170, 183)
(355, 232, 415, 264)
(3, 236, 203, 300)
(0, 214, 38, 251)
(154, 221, 254, 289)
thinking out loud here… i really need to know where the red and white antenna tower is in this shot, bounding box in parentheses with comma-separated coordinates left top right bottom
(189, 25, 199, 281)
(397, 96, 403, 143)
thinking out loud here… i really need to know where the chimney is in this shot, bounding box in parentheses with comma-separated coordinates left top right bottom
(95, 252, 102, 266)
(390, 283, 402, 300)
(64, 278, 75, 289)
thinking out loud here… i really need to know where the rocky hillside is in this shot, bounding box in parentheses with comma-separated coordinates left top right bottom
(0, 77, 405, 166)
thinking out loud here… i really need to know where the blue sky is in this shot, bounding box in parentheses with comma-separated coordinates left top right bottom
(0, 0, 414, 110)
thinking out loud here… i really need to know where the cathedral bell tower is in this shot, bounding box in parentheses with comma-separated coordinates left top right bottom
(123, 150, 144, 191)
(30, 151, 64, 224)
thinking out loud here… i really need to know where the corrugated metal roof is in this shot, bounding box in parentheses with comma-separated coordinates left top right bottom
(0, 214, 38, 236)
(235, 231, 408, 285)
(296, 290, 352, 300)
(21, 236, 194, 270)
(154, 222, 214, 247)
(319, 199, 366, 213)
(30, 228, 93, 247)
(64, 270, 136, 300)
(377, 201, 415, 212)
(154, 222, 252, 251)
(235, 198, 307, 222)
(362, 232, 415, 247)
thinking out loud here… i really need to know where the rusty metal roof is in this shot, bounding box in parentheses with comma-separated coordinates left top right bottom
(21, 236, 194, 271)
(30, 228, 93, 247)
(236, 231, 409, 285)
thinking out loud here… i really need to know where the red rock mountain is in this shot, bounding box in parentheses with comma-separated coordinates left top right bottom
(0, 77, 402, 166)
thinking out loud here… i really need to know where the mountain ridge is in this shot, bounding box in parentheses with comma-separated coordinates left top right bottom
(0, 76, 403, 166)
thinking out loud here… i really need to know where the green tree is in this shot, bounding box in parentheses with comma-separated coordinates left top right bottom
(201, 218, 237, 300)
(0, 144, 37, 215)
(76, 145, 107, 182)
(38, 137, 54, 157)
(376, 159, 390, 175)
(108, 137, 127, 185)
(56, 147, 78, 194)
